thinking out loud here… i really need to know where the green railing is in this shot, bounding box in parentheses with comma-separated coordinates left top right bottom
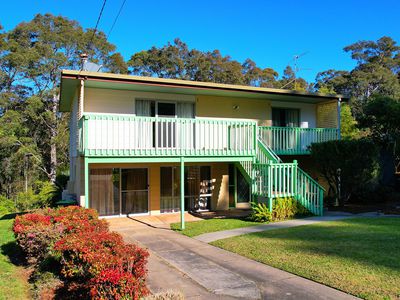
(253, 160, 324, 216)
(297, 167, 324, 215)
(259, 126, 339, 155)
(79, 113, 257, 157)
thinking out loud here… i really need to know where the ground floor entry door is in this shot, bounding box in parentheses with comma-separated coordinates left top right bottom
(89, 168, 148, 216)
(121, 168, 149, 215)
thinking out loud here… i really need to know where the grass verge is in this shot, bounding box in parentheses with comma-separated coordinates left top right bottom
(170, 218, 260, 237)
(0, 216, 30, 300)
(212, 217, 400, 300)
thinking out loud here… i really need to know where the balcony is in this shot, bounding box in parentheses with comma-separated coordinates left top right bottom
(78, 114, 257, 157)
(78, 114, 339, 158)
(259, 126, 339, 155)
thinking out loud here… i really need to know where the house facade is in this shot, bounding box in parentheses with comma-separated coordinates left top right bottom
(60, 70, 342, 224)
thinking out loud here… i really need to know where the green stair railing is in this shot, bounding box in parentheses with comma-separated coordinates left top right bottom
(250, 138, 324, 216)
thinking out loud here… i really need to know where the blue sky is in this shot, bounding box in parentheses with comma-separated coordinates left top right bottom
(1, 0, 399, 81)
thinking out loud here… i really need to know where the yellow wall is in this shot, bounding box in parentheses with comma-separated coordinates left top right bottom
(196, 95, 271, 126)
(317, 101, 338, 128)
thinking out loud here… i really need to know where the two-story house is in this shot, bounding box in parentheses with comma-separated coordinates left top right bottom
(60, 70, 343, 227)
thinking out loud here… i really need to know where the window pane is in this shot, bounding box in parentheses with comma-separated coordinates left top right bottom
(158, 102, 175, 116)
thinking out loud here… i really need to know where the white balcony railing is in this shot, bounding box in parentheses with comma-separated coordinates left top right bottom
(79, 114, 257, 157)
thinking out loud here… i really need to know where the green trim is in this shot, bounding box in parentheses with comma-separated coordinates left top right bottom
(84, 157, 89, 208)
(84, 156, 254, 164)
(234, 165, 237, 207)
(180, 157, 185, 230)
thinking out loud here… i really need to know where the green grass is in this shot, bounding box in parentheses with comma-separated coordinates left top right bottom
(0, 216, 30, 300)
(170, 218, 260, 237)
(212, 217, 400, 300)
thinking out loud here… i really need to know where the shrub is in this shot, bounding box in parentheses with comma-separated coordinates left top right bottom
(48, 206, 109, 234)
(248, 202, 271, 223)
(272, 197, 310, 221)
(13, 206, 149, 299)
(0, 195, 16, 216)
(89, 268, 149, 300)
(13, 213, 64, 264)
(310, 139, 379, 206)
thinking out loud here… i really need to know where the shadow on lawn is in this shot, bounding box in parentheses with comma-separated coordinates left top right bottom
(247, 217, 400, 271)
(1, 241, 27, 267)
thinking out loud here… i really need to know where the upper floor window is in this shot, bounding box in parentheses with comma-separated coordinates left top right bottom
(272, 108, 300, 127)
(136, 99, 194, 118)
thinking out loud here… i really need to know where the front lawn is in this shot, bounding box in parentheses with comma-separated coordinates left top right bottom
(0, 216, 30, 300)
(170, 218, 260, 237)
(212, 217, 400, 300)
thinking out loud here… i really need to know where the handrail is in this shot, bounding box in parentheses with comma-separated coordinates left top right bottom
(258, 126, 339, 155)
(297, 167, 325, 191)
(257, 138, 281, 163)
(79, 113, 257, 157)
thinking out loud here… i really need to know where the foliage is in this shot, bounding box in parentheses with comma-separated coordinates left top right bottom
(315, 36, 400, 117)
(0, 13, 125, 199)
(272, 197, 311, 221)
(12, 206, 149, 299)
(249, 202, 271, 223)
(15, 180, 57, 211)
(340, 103, 359, 140)
(128, 38, 308, 90)
(310, 139, 379, 205)
(0, 194, 15, 216)
(13, 213, 63, 264)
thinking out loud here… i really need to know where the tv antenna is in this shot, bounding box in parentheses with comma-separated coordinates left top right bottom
(282, 52, 311, 89)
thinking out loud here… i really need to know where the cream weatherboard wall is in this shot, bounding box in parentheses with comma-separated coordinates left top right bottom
(84, 88, 195, 114)
(196, 95, 272, 126)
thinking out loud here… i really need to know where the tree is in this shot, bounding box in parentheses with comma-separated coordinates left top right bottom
(128, 38, 281, 87)
(358, 96, 400, 185)
(315, 37, 400, 118)
(0, 14, 123, 198)
(279, 66, 309, 91)
(310, 139, 379, 206)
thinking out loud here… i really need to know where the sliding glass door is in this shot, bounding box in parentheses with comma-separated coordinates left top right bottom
(121, 168, 149, 215)
(160, 167, 180, 213)
(89, 169, 120, 216)
(89, 168, 148, 216)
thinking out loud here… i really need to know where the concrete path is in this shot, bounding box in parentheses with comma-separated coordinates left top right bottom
(194, 215, 352, 243)
(109, 217, 359, 300)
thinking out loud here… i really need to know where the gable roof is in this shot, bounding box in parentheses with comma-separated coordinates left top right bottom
(60, 70, 347, 112)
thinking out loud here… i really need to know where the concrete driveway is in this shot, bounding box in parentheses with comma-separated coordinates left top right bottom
(109, 217, 359, 300)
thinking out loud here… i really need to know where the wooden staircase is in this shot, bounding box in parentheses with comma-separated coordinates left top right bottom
(239, 137, 324, 216)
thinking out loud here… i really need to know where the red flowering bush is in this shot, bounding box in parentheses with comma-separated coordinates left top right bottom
(48, 206, 109, 234)
(54, 230, 149, 299)
(12, 206, 149, 299)
(89, 268, 149, 300)
(13, 213, 64, 264)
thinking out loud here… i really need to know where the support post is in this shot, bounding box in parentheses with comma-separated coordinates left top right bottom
(337, 98, 342, 140)
(84, 157, 89, 208)
(180, 156, 185, 230)
(293, 160, 298, 199)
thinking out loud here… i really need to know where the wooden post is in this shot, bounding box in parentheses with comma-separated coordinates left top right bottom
(180, 156, 185, 230)
(337, 98, 342, 140)
(84, 158, 89, 208)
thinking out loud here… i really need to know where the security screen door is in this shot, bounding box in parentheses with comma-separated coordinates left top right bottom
(121, 168, 149, 214)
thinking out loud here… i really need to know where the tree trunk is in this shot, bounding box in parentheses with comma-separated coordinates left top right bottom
(49, 93, 58, 184)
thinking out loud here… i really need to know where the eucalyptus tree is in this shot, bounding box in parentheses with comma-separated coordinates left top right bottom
(0, 14, 125, 197)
